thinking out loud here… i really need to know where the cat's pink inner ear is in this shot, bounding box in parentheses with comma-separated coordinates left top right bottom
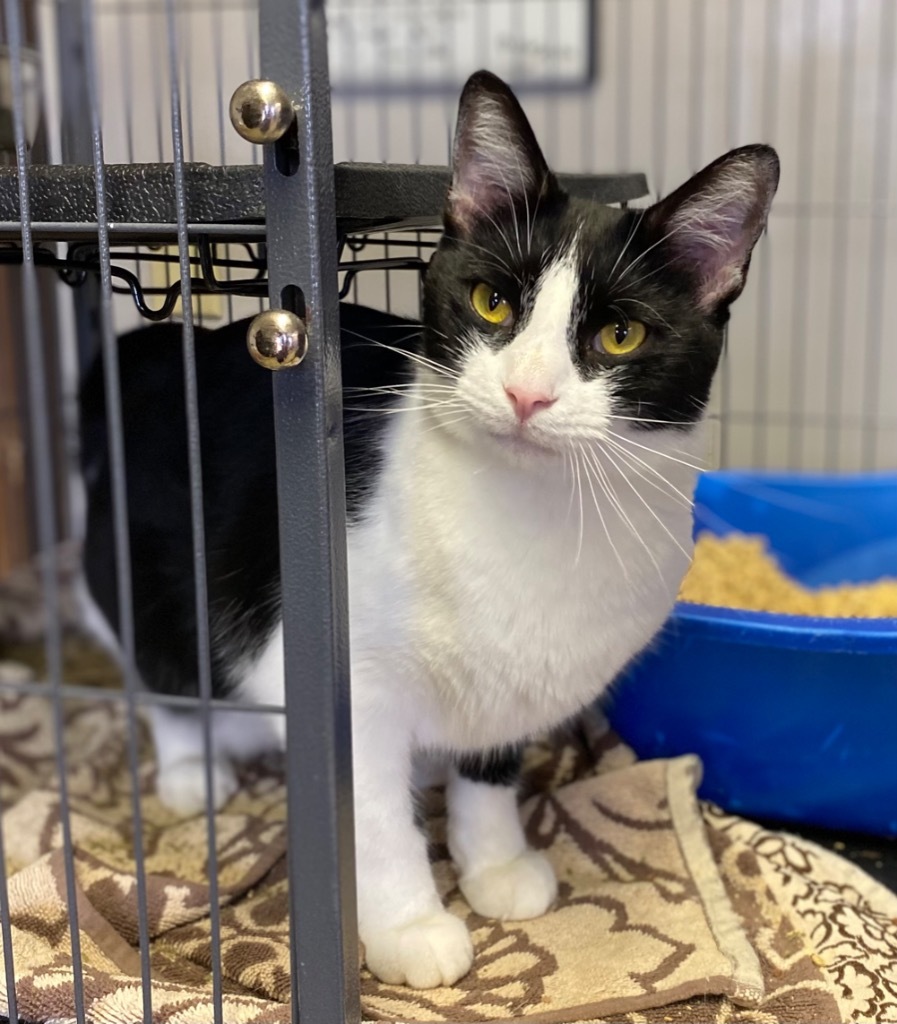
(448, 156, 532, 236)
(446, 74, 550, 236)
(656, 149, 778, 312)
(672, 193, 759, 310)
(448, 105, 537, 233)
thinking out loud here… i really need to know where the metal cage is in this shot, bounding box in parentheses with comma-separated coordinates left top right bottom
(0, 1, 894, 1023)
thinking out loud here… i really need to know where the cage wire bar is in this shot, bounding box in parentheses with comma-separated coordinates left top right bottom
(3, 0, 88, 1021)
(164, 2, 228, 1021)
(78, 0, 154, 1018)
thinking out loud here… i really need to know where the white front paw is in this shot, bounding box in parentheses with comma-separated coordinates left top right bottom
(460, 850, 557, 921)
(363, 910, 474, 989)
(156, 756, 238, 817)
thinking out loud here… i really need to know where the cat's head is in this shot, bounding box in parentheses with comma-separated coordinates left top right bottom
(422, 71, 778, 465)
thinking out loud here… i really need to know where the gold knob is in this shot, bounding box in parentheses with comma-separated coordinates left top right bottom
(229, 80, 295, 144)
(247, 310, 308, 370)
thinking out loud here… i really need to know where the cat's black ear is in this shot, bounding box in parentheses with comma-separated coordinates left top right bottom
(446, 70, 558, 236)
(646, 145, 779, 313)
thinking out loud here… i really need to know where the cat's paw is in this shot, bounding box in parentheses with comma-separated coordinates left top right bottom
(460, 850, 557, 920)
(156, 756, 238, 817)
(363, 910, 474, 989)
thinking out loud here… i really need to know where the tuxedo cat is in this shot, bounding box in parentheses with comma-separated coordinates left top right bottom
(80, 71, 778, 988)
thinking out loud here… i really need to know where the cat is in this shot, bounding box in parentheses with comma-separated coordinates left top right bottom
(79, 70, 778, 989)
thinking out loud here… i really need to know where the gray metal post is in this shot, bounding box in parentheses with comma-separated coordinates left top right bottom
(54, 0, 101, 377)
(258, 1, 359, 1022)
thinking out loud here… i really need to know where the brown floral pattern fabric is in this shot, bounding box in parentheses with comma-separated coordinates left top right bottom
(0, 679, 891, 1024)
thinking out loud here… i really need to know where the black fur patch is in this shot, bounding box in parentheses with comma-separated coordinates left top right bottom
(80, 303, 417, 698)
(456, 746, 523, 788)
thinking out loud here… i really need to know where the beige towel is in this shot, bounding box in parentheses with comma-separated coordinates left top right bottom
(1, 685, 886, 1023)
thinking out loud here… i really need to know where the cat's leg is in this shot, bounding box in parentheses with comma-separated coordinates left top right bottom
(150, 705, 239, 817)
(447, 747, 557, 921)
(353, 691, 473, 989)
(151, 700, 281, 818)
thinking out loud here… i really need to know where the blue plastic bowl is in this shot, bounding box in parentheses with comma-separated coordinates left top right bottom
(605, 471, 897, 837)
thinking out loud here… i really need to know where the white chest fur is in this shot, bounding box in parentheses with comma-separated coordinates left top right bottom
(346, 408, 700, 754)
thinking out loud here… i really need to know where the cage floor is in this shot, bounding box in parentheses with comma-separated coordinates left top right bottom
(1, 664, 896, 1024)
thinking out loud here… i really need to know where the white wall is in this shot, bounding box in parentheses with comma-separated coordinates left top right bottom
(75, 0, 897, 472)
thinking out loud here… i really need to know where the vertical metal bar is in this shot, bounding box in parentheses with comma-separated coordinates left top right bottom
(116, 1, 146, 344)
(78, 0, 154, 1018)
(54, 0, 100, 376)
(860, 0, 895, 470)
(343, 1, 357, 162)
(615, 0, 631, 171)
(152, 12, 166, 163)
(0, 760, 19, 1024)
(54, 0, 93, 165)
(181, 8, 203, 329)
(117, 5, 136, 164)
(651, 0, 668, 197)
(183, 9, 195, 165)
(786, 0, 819, 468)
(163, 6, 225, 1024)
(719, 0, 744, 469)
(726, 0, 744, 150)
(750, 0, 781, 468)
(687, 0, 706, 172)
(245, 3, 261, 167)
(211, 3, 235, 323)
(259, 1, 359, 1022)
(542, 0, 559, 161)
(823, 0, 858, 471)
(4, 1, 86, 1021)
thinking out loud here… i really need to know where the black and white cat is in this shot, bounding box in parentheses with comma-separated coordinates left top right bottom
(80, 71, 778, 988)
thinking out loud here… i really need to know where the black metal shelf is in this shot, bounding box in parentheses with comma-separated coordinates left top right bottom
(0, 162, 648, 242)
(0, 162, 648, 320)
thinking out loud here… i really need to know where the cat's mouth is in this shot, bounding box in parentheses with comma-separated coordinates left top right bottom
(487, 424, 560, 458)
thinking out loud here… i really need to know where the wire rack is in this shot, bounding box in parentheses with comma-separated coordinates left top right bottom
(0, 161, 646, 319)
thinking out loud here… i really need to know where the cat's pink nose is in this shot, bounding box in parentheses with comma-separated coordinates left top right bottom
(504, 385, 557, 423)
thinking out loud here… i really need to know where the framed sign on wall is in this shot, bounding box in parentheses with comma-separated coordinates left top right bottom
(328, 0, 596, 95)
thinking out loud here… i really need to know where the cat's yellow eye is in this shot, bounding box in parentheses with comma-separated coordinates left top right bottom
(471, 282, 513, 325)
(598, 319, 647, 355)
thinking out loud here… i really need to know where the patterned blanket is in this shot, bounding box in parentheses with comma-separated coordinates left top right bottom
(1, 662, 895, 1024)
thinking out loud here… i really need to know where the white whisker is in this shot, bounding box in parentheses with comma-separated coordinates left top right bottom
(492, 159, 524, 262)
(602, 436, 695, 511)
(470, 197, 519, 267)
(348, 400, 466, 416)
(601, 443, 692, 562)
(450, 235, 516, 277)
(582, 443, 654, 582)
(611, 415, 699, 427)
(593, 444, 673, 588)
(607, 429, 706, 473)
(612, 217, 696, 288)
(619, 257, 679, 292)
(607, 208, 646, 284)
(344, 383, 458, 395)
(616, 297, 682, 339)
(563, 448, 576, 522)
(577, 442, 628, 582)
(420, 411, 472, 435)
(352, 337, 462, 381)
(572, 446, 585, 566)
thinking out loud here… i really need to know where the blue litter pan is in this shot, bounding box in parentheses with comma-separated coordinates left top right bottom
(605, 470, 897, 837)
